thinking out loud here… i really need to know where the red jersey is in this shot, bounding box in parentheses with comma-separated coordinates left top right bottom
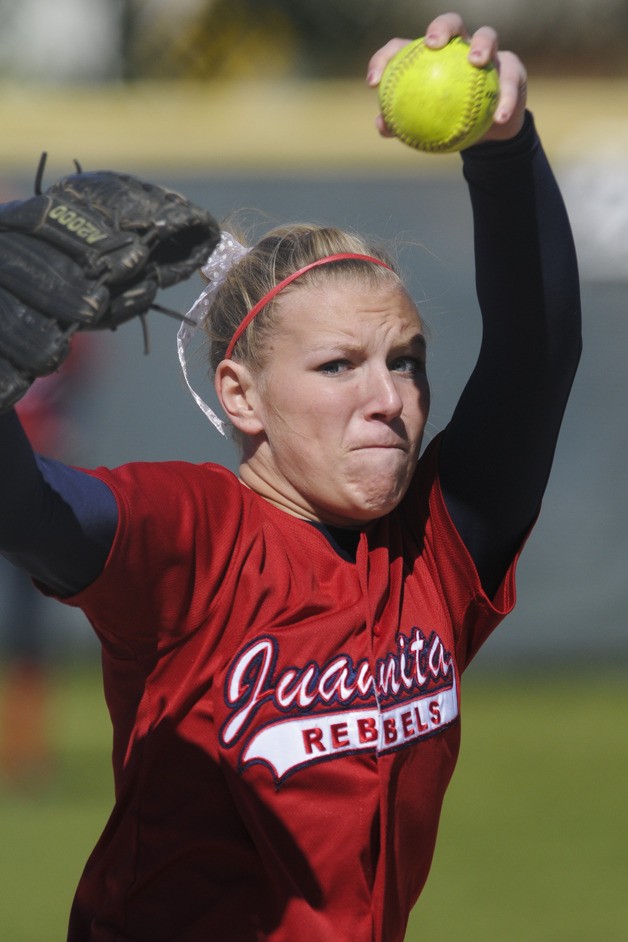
(65, 437, 520, 942)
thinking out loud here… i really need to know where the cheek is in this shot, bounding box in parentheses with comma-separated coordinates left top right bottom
(420, 379, 431, 416)
(265, 375, 348, 433)
(259, 390, 332, 470)
(404, 377, 430, 424)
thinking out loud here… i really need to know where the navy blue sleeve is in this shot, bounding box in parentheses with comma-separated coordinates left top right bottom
(0, 409, 118, 596)
(439, 112, 582, 597)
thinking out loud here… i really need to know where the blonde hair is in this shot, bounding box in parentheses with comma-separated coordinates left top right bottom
(202, 223, 402, 375)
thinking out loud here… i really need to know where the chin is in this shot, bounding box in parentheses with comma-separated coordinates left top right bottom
(347, 457, 413, 509)
(344, 479, 411, 523)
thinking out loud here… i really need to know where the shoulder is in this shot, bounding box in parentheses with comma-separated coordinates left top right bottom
(89, 459, 240, 505)
(73, 462, 256, 639)
(89, 458, 234, 486)
(86, 459, 255, 542)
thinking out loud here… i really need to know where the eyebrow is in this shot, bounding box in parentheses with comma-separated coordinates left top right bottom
(306, 333, 427, 355)
(385, 333, 428, 356)
(404, 333, 427, 351)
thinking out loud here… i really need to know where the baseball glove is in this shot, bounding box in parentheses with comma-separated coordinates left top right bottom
(0, 155, 220, 411)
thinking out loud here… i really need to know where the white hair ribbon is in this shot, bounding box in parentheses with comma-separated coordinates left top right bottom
(177, 232, 251, 436)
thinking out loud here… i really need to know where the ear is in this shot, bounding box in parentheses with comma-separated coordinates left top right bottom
(214, 360, 265, 436)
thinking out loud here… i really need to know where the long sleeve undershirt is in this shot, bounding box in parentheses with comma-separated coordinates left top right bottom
(445, 112, 581, 594)
(0, 113, 581, 600)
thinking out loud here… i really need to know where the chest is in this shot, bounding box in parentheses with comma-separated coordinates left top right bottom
(193, 523, 461, 787)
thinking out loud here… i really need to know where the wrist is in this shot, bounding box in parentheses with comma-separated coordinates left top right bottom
(461, 110, 536, 159)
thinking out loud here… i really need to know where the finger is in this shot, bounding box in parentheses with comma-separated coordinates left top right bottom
(423, 12, 470, 49)
(375, 113, 397, 138)
(367, 38, 412, 86)
(494, 50, 527, 123)
(467, 25, 499, 68)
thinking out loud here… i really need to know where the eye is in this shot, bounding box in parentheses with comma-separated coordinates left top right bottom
(317, 359, 352, 375)
(390, 355, 426, 375)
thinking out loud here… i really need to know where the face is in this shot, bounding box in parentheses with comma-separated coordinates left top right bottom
(236, 278, 430, 527)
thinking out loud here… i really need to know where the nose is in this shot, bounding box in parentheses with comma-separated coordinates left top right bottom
(363, 365, 404, 421)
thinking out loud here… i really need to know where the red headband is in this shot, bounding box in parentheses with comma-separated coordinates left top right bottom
(224, 252, 394, 360)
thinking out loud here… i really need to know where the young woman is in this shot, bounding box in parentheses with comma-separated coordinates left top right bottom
(0, 13, 581, 942)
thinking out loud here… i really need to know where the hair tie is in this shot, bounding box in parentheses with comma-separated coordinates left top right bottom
(177, 232, 250, 436)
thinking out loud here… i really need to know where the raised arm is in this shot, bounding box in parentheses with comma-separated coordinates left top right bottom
(369, 14, 581, 596)
(440, 111, 581, 596)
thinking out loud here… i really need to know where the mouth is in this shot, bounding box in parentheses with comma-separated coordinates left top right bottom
(352, 442, 408, 453)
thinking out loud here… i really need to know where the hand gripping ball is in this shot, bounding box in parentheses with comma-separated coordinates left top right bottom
(378, 36, 499, 153)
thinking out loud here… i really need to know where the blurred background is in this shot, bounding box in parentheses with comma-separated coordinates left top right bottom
(0, 1, 626, 940)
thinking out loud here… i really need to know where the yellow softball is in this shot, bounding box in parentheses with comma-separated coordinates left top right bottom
(378, 36, 499, 153)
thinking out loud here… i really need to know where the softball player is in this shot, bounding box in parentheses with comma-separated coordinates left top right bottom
(0, 13, 581, 942)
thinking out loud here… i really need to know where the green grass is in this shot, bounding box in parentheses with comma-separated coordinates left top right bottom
(0, 667, 112, 942)
(0, 666, 625, 940)
(407, 669, 628, 941)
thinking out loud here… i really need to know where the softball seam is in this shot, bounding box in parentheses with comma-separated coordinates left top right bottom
(380, 38, 496, 153)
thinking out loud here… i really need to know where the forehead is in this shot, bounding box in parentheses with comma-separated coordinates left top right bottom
(273, 276, 423, 342)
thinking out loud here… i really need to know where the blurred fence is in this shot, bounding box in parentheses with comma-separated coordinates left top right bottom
(1, 0, 628, 83)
